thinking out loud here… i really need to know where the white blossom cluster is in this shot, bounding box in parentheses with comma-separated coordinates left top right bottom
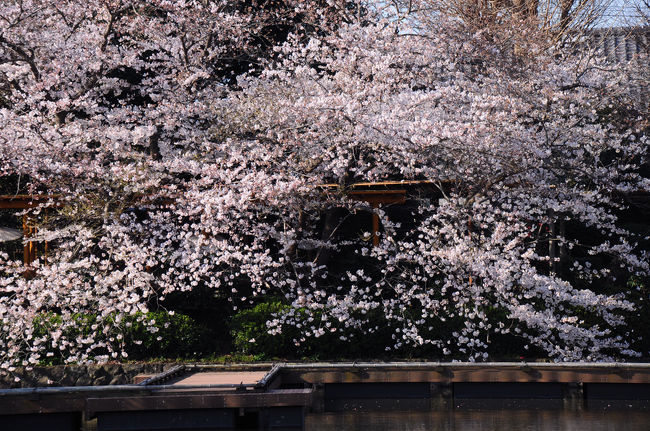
(0, 0, 648, 369)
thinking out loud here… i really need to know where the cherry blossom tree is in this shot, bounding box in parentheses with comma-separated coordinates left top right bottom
(0, 0, 359, 368)
(227, 17, 649, 360)
(0, 0, 648, 371)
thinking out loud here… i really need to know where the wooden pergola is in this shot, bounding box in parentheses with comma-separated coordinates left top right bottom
(0, 185, 423, 265)
(0, 195, 61, 265)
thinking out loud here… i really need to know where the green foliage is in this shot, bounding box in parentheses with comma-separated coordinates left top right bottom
(32, 312, 98, 340)
(32, 312, 64, 339)
(231, 301, 303, 358)
(120, 311, 210, 360)
(231, 301, 395, 360)
(30, 310, 211, 363)
(29, 289, 650, 363)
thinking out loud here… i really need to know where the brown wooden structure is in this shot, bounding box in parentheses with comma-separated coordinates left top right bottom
(348, 190, 406, 246)
(0, 185, 415, 265)
(0, 195, 61, 266)
(2, 362, 650, 430)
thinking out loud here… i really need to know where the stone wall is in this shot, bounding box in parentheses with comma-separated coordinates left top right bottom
(0, 363, 176, 388)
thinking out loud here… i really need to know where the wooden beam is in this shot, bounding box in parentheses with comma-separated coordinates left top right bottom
(0, 195, 60, 209)
(281, 364, 650, 385)
(347, 190, 406, 206)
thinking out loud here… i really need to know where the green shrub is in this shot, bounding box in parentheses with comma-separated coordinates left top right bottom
(30, 310, 210, 363)
(120, 311, 210, 360)
(231, 301, 304, 358)
(231, 301, 395, 360)
(31, 312, 101, 365)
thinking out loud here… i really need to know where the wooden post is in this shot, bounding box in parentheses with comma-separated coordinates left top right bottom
(22, 214, 37, 266)
(347, 190, 406, 248)
(0, 195, 61, 267)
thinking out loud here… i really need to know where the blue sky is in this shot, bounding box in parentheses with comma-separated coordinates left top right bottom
(601, 0, 646, 26)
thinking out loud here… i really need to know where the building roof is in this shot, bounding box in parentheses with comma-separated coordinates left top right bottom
(583, 27, 649, 110)
(0, 226, 21, 242)
(588, 26, 649, 62)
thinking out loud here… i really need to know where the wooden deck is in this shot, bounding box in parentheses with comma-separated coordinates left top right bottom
(168, 371, 270, 386)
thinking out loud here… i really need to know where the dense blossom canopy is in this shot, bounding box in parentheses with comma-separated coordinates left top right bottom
(0, 0, 648, 369)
